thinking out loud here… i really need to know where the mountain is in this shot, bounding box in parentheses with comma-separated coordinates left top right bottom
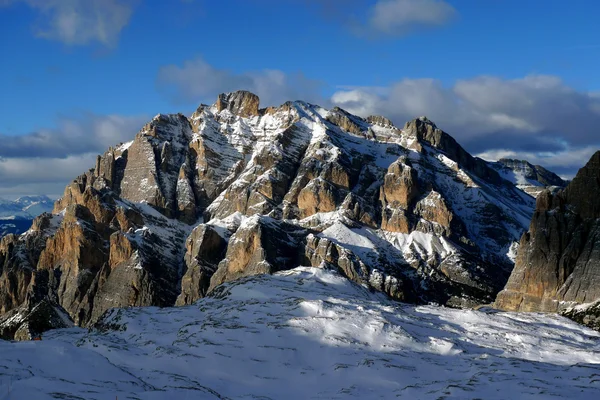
(0, 91, 538, 339)
(488, 158, 567, 197)
(1, 267, 599, 399)
(0, 196, 54, 236)
(495, 151, 600, 330)
(0, 195, 54, 219)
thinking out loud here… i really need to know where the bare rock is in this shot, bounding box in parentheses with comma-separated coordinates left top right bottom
(495, 151, 600, 329)
(0, 299, 73, 341)
(208, 217, 306, 291)
(176, 224, 229, 305)
(216, 91, 260, 118)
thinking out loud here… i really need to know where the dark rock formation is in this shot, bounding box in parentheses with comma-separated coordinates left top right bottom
(495, 151, 600, 329)
(0, 299, 73, 340)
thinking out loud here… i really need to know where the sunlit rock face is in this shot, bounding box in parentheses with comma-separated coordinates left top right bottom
(0, 91, 540, 339)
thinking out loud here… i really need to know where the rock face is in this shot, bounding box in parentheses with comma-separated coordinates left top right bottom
(0, 91, 539, 339)
(0, 300, 73, 340)
(495, 151, 600, 329)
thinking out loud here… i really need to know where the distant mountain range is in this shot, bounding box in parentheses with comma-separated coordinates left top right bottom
(488, 158, 568, 197)
(0, 196, 54, 236)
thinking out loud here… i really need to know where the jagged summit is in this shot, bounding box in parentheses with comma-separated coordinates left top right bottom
(216, 90, 260, 117)
(1, 90, 540, 339)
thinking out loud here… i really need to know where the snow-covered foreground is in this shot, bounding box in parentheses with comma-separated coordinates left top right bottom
(1, 267, 599, 399)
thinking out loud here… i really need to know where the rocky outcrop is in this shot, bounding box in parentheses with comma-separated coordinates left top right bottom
(208, 217, 307, 292)
(0, 90, 541, 339)
(495, 152, 600, 329)
(405, 117, 504, 185)
(0, 299, 73, 340)
(216, 91, 260, 118)
(380, 158, 419, 233)
(176, 224, 229, 305)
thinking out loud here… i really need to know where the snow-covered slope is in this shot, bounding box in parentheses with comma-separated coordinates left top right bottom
(488, 159, 567, 197)
(1, 267, 598, 399)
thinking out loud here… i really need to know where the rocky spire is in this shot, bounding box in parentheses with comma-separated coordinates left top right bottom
(215, 90, 260, 118)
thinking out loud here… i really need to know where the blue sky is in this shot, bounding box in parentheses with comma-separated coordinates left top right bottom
(0, 0, 599, 197)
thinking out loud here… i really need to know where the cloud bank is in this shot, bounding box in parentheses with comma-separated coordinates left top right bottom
(0, 113, 147, 198)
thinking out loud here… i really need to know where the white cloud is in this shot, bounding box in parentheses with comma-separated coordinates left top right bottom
(2, 0, 136, 46)
(156, 57, 324, 107)
(0, 153, 100, 198)
(366, 0, 456, 36)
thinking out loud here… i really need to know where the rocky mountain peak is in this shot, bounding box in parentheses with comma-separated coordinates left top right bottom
(215, 90, 260, 118)
(402, 117, 504, 184)
(0, 92, 544, 339)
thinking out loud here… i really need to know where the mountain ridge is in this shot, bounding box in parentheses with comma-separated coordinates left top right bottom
(0, 90, 549, 339)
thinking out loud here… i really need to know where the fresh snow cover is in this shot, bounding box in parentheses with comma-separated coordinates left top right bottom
(1, 267, 599, 399)
(117, 140, 134, 152)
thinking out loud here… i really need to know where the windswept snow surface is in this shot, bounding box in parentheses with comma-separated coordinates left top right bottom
(2, 267, 600, 399)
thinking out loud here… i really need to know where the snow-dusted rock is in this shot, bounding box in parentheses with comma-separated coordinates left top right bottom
(0, 90, 542, 338)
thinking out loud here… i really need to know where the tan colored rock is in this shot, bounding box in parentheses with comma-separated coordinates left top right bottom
(415, 190, 453, 229)
(326, 109, 363, 135)
(297, 179, 338, 218)
(381, 209, 411, 233)
(208, 217, 305, 292)
(366, 115, 394, 127)
(109, 232, 136, 268)
(216, 91, 260, 118)
(380, 159, 419, 232)
(380, 160, 418, 209)
(113, 206, 143, 232)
